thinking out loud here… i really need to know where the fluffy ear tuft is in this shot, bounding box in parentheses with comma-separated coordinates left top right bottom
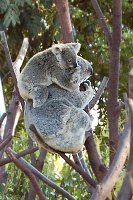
(68, 43, 81, 53)
(52, 45, 62, 61)
(52, 45, 61, 54)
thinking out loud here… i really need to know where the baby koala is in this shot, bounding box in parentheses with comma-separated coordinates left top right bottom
(18, 43, 81, 108)
(24, 54, 94, 154)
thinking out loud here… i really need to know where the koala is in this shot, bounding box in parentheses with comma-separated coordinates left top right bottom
(24, 56, 94, 154)
(18, 43, 81, 108)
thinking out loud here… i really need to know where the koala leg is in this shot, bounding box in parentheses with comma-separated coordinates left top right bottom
(32, 85, 48, 108)
(78, 85, 94, 109)
(24, 100, 56, 153)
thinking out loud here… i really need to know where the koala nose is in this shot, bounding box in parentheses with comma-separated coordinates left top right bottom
(74, 62, 78, 68)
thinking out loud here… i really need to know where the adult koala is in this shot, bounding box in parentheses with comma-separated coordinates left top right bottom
(24, 54, 94, 154)
(18, 43, 81, 108)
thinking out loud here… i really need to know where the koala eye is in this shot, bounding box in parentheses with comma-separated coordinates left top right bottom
(67, 59, 72, 63)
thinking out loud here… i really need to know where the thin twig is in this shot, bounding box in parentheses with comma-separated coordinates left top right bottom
(78, 151, 94, 193)
(0, 113, 7, 128)
(29, 137, 37, 166)
(78, 151, 92, 177)
(89, 76, 109, 110)
(73, 154, 83, 168)
(28, 140, 47, 200)
(91, 0, 112, 47)
(58, 152, 97, 187)
(0, 147, 38, 166)
(6, 148, 47, 200)
(0, 134, 12, 151)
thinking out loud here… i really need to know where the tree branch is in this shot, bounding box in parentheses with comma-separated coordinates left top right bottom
(28, 138, 47, 200)
(6, 148, 47, 200)
(0, 35, 29, 159)
(0, 91, 21, 160)
(73, 154, 83, 168)
(7, 148, 76, 200)
(90, 119, 130, 200)
(58, 152, 97, 188)
(0, 113, 7, 128)
(85, 132, 108, 182)
(54, 0, 74, 43)
(107, 0, 122, 163)
(29, 124, 96, 187)
(0, 147, 38, 166)
(91, 0, 112, 47)
(116, 58, 133, 200)
(78, 151, 92, 177)
(0, 31, 24, 108)
(0, 134, 12, 151)
(84, 77, 109, 181)
(89, 76, 109, 110)
(13, 38, 29, 77)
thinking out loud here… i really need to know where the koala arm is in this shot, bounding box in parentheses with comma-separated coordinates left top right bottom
(31, 85, 48, 108)
(75, 85, 94, 109)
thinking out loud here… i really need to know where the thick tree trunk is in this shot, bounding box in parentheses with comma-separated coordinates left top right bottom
(107, 0, 122, 163)
(54, 0, 74, 43)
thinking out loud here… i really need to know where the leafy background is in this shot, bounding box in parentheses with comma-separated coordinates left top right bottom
(0, 0, 133, 199)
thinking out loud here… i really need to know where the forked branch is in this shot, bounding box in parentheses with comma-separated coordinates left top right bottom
(6, 148, 76, 200)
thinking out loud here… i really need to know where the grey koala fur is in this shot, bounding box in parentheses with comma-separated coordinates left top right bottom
(24, 53, 94, 154)
(25, 84, 94, 153)
(18, 43, 82, 108)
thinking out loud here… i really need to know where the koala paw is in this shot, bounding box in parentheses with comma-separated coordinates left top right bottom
(82, 80, 91, 90)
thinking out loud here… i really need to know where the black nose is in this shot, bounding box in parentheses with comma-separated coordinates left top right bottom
(74, 62, 78, 68)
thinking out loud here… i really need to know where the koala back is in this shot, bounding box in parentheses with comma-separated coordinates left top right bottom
(25, 99, 91, 153)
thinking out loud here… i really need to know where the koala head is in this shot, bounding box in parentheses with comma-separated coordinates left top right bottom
(52, 43, 81, 69)
(51, 43, 93, 91)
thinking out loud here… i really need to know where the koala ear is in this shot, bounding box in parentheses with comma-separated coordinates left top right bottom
(52, 45, 62, 61)
(68, 43, 81, 53)
(52, 45, 61, 53)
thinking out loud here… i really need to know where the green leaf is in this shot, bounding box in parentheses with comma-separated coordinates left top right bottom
(3, 4, 20, 27)
(15, 0, 32, 7)
(41, 0, 53, 9)
(0, 0, 9, 13)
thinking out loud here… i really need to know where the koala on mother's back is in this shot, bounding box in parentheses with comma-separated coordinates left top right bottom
(18, 42, 81, 108)
(23, 43, 94, 154)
